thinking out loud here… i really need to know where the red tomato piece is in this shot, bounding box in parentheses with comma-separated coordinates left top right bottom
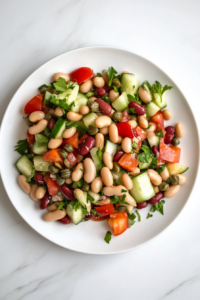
(42, 104, 50, 114)
(78, 134, 89, 144)
(62, 132, 79, 149)
(159, 138, 175, 162)
(108, 211, 129, 236)
(66, 149, 81, 167)
(93, 215, 110, 221)
(135, 126, 147, 141)
(95, 204, 115, 217)
(116, 123, 134, 138)
(24, 94, 43, 115)
(118, 153, 139, 172)
(156, 124, 166, 137)
(121, 110, 131, 122)
(169, 146, 181, 163)
(150, 111, 164, 128)
(26, 130, 35, 150)
(44, 172, 50, 184)
(70, 67, 94, 84)
(47, 178, 60, 196)
(43, 149, 63, 163)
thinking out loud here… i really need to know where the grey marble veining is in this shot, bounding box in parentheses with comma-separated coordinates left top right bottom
(0, 0, 200, 299)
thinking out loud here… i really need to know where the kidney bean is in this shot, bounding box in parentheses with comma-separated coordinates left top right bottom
(94, 87, 106, 97)
(60, 185, 75, 201)
(129, 102, 146, 115)
(78, 136, 95, 155)
(40, 192, 51, 209)
(34, 172, 45, 185)
(165, 126, 175, 135)
(58, 216, 71, 224)
(104, 83, 112, 92)
(95, 99, 112, 115)
(84, 212, 95, 219)
(152, 145, 159, 157)
(113, 150, 124, 162)
(85, 152, 92, 159)
(148, 192, 164, 205)
(48, 117, 56, 130)
(137, 201, 148, 209)
(164, 133, 174, 144)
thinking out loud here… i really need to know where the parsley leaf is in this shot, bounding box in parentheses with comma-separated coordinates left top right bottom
(35, 134, 49, 147)
(110, 195, 120, 204)
(147, 124, 152, 129)
(26, 167, 36, 183)
(96, 73, 102, 77)
(146, 81, 173, 103)
(113, 86, 118, 93)
(65, 120, 88, 136)
(136, 210, 141, 222)
(81, 206, 89, 216)
(53, 77, 68, 92)
(119, 194, 130, 205)
(51, 95, 75, 111)
(101, 96, 110, 104)
(14, 139, 31, 155)
(87, 193, 95, 203)
(128, 212, 136, 227)
(155, 164, 166, 174)
(132, 141, 138, 149)
(91, 208, 102, 217)
(41, 171, 46, 176)
(107, 67, 117, 86)
(150, 200, 165, 215)
(127, 93, 142, 104)
(121, 189, 127, 193)
(56, 201, 65, 210)
(80, 168, 83, 172)
(129, 108, 135, 114)
(104, 231, 112, 244)
(137, 145, 152, 164)
(147, 213, 153, 219)
(100, 187, 104, 196)
(151, 156, 158, 169)
(156, 130, 163, 137)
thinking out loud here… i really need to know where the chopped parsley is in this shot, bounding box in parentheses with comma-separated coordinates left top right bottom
(113, 86, 118, 93)
(26, 167, 36, 183)
(150, 200, 165, 215)
(129, 108, 135, 114)
(14, 139, 31, 155)
(128, 212, 136, 227)
(155, 164, 166, 174)
(147, 213, 153, 219)
(146, 81, 173, 103)
(104, 231, 112, 244)
(156, 130, 164, 137)
(91, 209, 102, 217)
(127, 92, 142, 104)
(107, 67, 117, 86)
(136, 210, 141, 222)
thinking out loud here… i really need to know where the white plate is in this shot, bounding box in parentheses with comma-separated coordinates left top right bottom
(0, 46, 199, 254)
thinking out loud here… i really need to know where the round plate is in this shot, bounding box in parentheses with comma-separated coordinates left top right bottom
(0, 46, 199, 254)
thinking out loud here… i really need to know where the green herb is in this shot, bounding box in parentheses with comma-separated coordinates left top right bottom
(128, 212, 136, 227)
(96, 147, 103, 170)
(91, 208, 102, 217)
(61, 108, 65, 114)
(44, 127, 51, 138)
(87, 193, 95, 203)
(156, 130, 164, 137)
(26, 167, 36, 183)
(121, 189, 127, 193)
(131, 149, 139, 154)
(113, 86, 118, 93)
(100, 187, 104, 196)
(155, 164, 166, 174)
(57, 191, 62, 195)
(51, 95, 75, 111)
(107, 67, 117, 86)
(132, 85, 135, 89)
(86, 91, 94, 98)
(65, 120, 88, 136)
(26, 154, 33, 160)
(147, 124, 152, 129)
(166, 177, 171, 184)
(14, 139, 31, 155)
(53, 78, 76, 93)
(101, 96, 111, 104)
(119, 194, 129, 205)
(41, 186, 47, 191)
(146, 81, 173, 103)
(150, 200, 165, 215)
(110, 195, 120, 204)
(80, 168, 84, 172)
(41, 171, 46, 176)
(36, 134, 49, 147)
(136, 210, 141, 221)
(129, 108, 135, 114)
(132, 141, 138, 149)
(81, 206, 89, 216)
(147, 213, 153, 219)
(151, 156, 158, 169)
(146, 109, 150, 121)
(137, 145, 155, 164)
(96, 72, 102, 77)
(56, 201, 65, 210)
(127, 93, 142, 104)
(104, 231, 112, 244)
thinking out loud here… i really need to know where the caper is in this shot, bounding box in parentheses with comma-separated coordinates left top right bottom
(60, 169, 71, 179)
(159, 182, 169, 191)
(86, 91, 94, 98)
(44, 127, 51, 137)
(48, 165, 59, 174)
(117, 145, 122, 151)
(56, 177, 65, 186)
(64, 158, 71, 168)
(112, 78, 121, 88)
(171, 136, 180, 146)
(82, 184, 90, 192)
(131, 115, 138, 121)
(72, 179, 84, 189)
(112, 111, 123, 123)
(169, 175, 179, 185)
(24, 116, 35, 127)
(88, 125, 98, 135)
(113, 162, 121, 173)
(60, 150, 68, 159)
(64, 144, 74, 153)
(116, 206, 127, 212)
(54, 162, 63, 170)
(38, 85, 48, 94)
(45, 113, 53, 121)
(142, 139, 150, 147)
(89, 102, 99, 112)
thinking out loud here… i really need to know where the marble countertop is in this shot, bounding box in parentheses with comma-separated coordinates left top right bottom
(0, 0, 200, 299)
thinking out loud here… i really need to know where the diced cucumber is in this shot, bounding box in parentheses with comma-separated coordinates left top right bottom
(139, 158, 152, 170)
(147, 132, 160, 148)
(82, 112, 98, 128)
(121, 73, 139, 96)
(32, 143, 48, 155)
(16, 155, 34, 177)
(104, 140, 118, 158)
(43, 91, 52, 107)
(71, 92, 88, 113)
(146, 101, 160, 117)
(130, 171, 155, 203)
(112, 91, 129, 111)
(88, 190, 100, 204)
(153, 91, 167, 109)
(33, 156, 52, 172)
(58, 83, 79, 105)
(67, 202, 84, 225)
(112, 168, 127, 185)
(74, 189, 91, 213)
(167, 163, 189, 175)
(50, 118, 66, 139)
(90, 147, 102, 173)
(35, 134, 49, 146)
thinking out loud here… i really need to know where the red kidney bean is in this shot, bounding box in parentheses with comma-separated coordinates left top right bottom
(84, 212, 95, 219)
(34, 173, 45, 185)
(164, 133, 174, 144)
(85, 152, 92, 159)
(165, 126, 175, 135)
(95, 99, 112, 115)
(148, 192, 164, 205)
(94, 87, 106, 97)
(128, 102, 146, 115)
(152, 145, 159, 157)
(58, 216, 71, 224)
(104, 83, 112, 92)
(113, 150, 124, 162)
(137, 201, 148, 209)
(48, 117, 56, 130)
(40, 192, 51, 209)
(60, 185, 75, 201)
(78, 136, 95, 155)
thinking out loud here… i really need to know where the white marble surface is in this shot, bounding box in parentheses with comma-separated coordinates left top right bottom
(0, 0, 200, 299)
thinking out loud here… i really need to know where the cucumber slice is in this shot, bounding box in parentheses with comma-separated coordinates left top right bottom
(90, 147, 102, 173)
(112, 168, 127, 185)
(153, 91, 167, 109)
(130, 171, 155, 203)
(58, 83, 79, 105)
(112, 92, 129, 111)
(50, 118, 66, 139)
(104, 140, 118, 158)
(147, 132, 160, 148)
(167, 163, 189, 175)
(71, 92, 88, 113)
(139, 158, 152, 170)
(43, 91, 52, 107)
(88, 190, 100, 204)
(82, 112, 98, 128)
(32, 142, 48, 155)
(67, 202, 84, 225)
(33, 156, 52, 172)
(74, 189, 91, 213)
(16, 155, 34, 177)
(146, 102, 160, 117)
(121, 73, 139, 96)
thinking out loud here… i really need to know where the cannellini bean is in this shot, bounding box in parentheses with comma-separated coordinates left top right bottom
(52, 195, 64, 202)
(103, 185, 127, 196)
(147, 169, 162, 186)
(65, 178, 73, 184)
(36, 186, 46, 200)
(54, 107, 64, 117)
(93, 77, 105, 88)
(101, 167, 113, 187)
(79, 79, 93, 93)
(54, 72, 70, 82)
(95, 133, 104, 150)
(96, 198, 111, 206)
(120, 193, 136, 207)
(18, 175, 31, 194)
(29, 119, 48, 135)
(109, 124, 119, 143)
(100, 126, 109, 135)
(80, 105, 90, 115)
(30, 184, 39, 201)
(29, 111, 45, 123)
(67, 112, 83, 121)
(122, 137, 132, 153)
(91, 177, 103, 194)
(44, 208, 67, 221)
(177, 174, 187, 185)
(138, 87, 152, 103)
(48, 201, 60, 211)
(145, 122, 156, 132)
(89, 96, 97, 101)
(102, 71, 109, 84)
(72, 163, 84, 182)
(163, 109, 171, 120)
(48, 138, 63, 149)
(117, 136, 123, 144)
(121, 174, 133, 190)
(63, 127, 76, 139)
(128, 120, 137, 129)
(103, 152, 113, 170)
(164, 185, 180, 198)
(109, 90, 119, 102)
(95, 116, 112, 128)
(138, 115, 148, 129)
(83, 158, 96, 183)
(175, 123, 184, 138)
(160, 166, 170, 181)
(129, 167, 140, 176)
